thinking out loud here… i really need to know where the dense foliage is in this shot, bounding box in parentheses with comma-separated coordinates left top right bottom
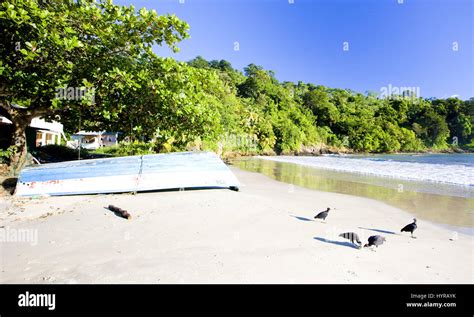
(0, 0, 189, 171)
(185, 57, 472, 154)
(1, 0, 472, 171)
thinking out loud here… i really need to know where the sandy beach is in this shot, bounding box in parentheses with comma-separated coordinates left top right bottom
(0, 167, 472, 284)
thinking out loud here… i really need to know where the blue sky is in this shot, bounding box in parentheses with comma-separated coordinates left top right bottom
(115, 0, 473, 99)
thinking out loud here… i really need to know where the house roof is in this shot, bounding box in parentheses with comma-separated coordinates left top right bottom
(0, 116, 63, 133)
(72, 131, 119, 136)
(0, 116, 13, 125)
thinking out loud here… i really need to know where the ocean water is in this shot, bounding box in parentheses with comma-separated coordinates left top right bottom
(348, 153, 474, 167)
(234, 154, 474, 232)
(258, 154, 474, 190)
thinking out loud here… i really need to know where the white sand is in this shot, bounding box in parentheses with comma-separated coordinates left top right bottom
(0, 167, 472, 284)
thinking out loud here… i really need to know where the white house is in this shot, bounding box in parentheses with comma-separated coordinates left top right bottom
(67, 131, 119, 150)
(30, 117, 66, 147)
(0, 116, 66, 148)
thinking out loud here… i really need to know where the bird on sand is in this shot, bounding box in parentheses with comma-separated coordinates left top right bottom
(364, 235, 386, 249)
(339, 232, 362, 248)
(401, 218, 417, 238)
(314, 207, 330, 221)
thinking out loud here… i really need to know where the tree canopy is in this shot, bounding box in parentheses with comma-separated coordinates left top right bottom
(0, 0, 189, 170)
(1, 0, 472, 172)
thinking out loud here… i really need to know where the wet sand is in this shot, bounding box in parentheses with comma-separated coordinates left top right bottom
(234, 158, 474, 231)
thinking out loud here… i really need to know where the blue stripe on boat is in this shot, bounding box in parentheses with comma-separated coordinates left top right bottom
(15, 151, 240, 196)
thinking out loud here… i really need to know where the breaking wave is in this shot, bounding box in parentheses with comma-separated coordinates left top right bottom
(257, 155, 474, 187)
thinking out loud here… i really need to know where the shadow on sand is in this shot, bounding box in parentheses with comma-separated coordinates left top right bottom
(358, 227, 397, 235)
(313, 237, 360, 249)
(290, 215, 314, 222)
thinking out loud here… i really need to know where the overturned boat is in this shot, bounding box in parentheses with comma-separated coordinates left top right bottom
(15, 151, 240, 197)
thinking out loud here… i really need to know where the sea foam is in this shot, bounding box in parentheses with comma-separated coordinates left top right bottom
(257, 155, 474, 187)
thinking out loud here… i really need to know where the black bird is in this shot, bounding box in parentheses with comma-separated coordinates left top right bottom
(364, 235, 386, 248)
(401, 218, 417, 238)
(314, 207, 330, 221)
(339, 232, 362, 248)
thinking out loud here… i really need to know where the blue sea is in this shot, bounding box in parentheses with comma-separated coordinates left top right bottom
(348, 153, 474, 168)
(258, 154, 474, 191)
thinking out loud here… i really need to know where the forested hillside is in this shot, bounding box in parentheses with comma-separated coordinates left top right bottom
(61, 55, 473, 156)
(185, 56, 473, 154)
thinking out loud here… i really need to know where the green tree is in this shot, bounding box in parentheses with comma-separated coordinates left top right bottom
(303, 86, 339, 128)
(0, 0, 189, 172)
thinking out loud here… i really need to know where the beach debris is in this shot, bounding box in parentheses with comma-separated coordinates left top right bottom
(42, 276, 56, 282)
(401, 218, 417, 238)
(108, 205, 132, 220)
(314, 207, 330, 221)
(339, 232, 362, 248)
(39, 212, 54, 219)
(364, 235, 386, 249)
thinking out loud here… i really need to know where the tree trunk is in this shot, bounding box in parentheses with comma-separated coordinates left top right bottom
(1, 100, 46, 174)
(9, 117, 30, 175)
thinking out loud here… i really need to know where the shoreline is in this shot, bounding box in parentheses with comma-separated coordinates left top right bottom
(1, 167, 472, 284)
(234, 157, 473, 231)
(222, 147, 474, 160)
(251, 155, 473, 188)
